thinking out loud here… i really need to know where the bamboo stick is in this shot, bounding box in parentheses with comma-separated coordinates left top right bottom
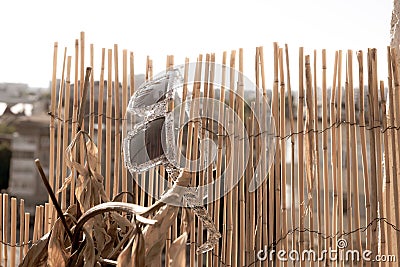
(105, 48, 113, 199)
(121, 49, 128, 203)
(344, 54, 353, 261)
(304, 54, 314, 266)
(19, 199, 24, 263)
(367, 48, 379, 259)
(330, 51, 339, 267)
(10, 197, 16, 267)
(347, 50, 362, 257)
(387, 46, 399, 260)
(284, 44, 297, 255)
(371, 49, 385, 257)
(336, 51, 344, 263)
(196, 54, 211, 267)
(380, 79, 393, 264)
(3, 194, 8, 267)
(44, 203, 49, 234)
(218, 52, 227, 266)
(389, 47, 400, 260)
(70, 39, 79, 206)
(238, 48, 246, 267)
(129, 51, 139, 205)
(297, 47, 305, 266)
(313, 50, 322, 258)
(55, 47, 67, 209)
(24, 213, 29, 257)
(185, 56, 202, 267)
(79, 32, 85, 165)
(321, 49, 330, 266)
(206, 53, 216, 267)
(246, 106, 256, 266)
(254, 48, 262, 267)
(279, 46, 288, 267)
(257, 47, 268, 267)
(61, 56, 72, 211)
(49, 42, 58, 224)
(89, 43, 95, 139)
(357, 50, 371, 259)
(97, 48, 106, 172)
(113, 44, 121, 198)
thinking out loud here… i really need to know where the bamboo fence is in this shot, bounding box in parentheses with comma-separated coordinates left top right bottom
(1, 32, 400, 266)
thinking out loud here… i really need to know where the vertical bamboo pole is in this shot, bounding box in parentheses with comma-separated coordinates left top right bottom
(3, 194, 8, 267)
(389, 47, 400, 261)
(24, 213, 29, 257)
(322, 49, 330, 266)
(313, 50, 322, 257)
(272, 43, 281, 267)
(97, 48, 106, 172)
(246, 106, 256, 266)
(380, 79, 393, 264)
(297, 47, 305, 267)
(113, 44, 121, 198)
(49, 42, 58, 224)
(304, 55, 314, 266)
(258, 47, 269, 267)
(19, 199, 24, 263)
(105, 48, 113, 199)
(196, 54, 210, 267)
(55, 47, 67, 209)
(89, 44, 95, 139)
(10, 197, 16, 267)
(61, 56, 72, 211)
(79, 32, 85, 165)
(121, 49, 128, 203)
(238, 48, 246, 267)
(357, 51, 371, 260)
(254, 48, 263, 267)
(336, 51, 344, 263)
(330, 52, 339, 267)
(278, 47, 288, 267)
(225, 108, 235, 267)
(38, 205, 44, 240)
(218, 52, 227, 266)
(44, 203, 49, 234)
(185, 56, 202, 267)
(344, 54, 353, 261)
(367, 48, 379, 259)
(70, 39, 79, 206)
(371, 49, 385, 257)
(347, 50, 363, 257)
(387, 47, 400, 259)
(207, 53, 216, 267)
(285, 44, 297, 255)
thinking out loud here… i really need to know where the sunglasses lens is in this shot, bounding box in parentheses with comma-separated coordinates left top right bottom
(126, 117, 166, 171)
(129, 77, 168, 115)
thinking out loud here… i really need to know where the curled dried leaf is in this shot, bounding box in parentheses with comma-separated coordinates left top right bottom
(169, 233, 188, 267)
(143, 204, 179, 263)
(20, 232, 50, 267)
(117, 228, 145, 267)
(47, 220, 70, 267)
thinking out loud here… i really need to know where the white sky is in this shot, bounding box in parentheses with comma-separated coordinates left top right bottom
(0, 0, 393, 89)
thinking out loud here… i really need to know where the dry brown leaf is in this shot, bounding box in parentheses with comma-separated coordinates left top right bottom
(47, 220, 70, 267)
(143, 204, 179, 265)
(117, 229, 145, 267)
(169, 233, 188, 267)
(20, 232, 50, 267)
